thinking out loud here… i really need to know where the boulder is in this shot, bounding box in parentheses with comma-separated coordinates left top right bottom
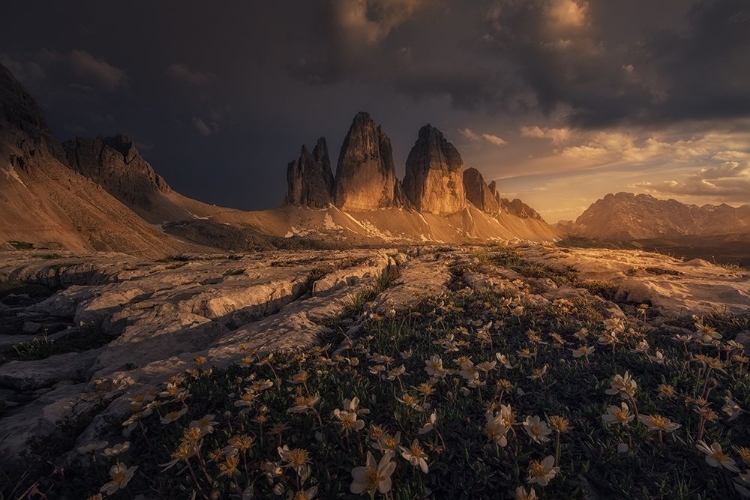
(0, 349, 102, 391)
(334, 112, 402, 211)
(403, 125, 466, 214)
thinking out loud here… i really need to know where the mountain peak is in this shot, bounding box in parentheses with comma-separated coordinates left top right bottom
(417, 123, 443, 140)
(0, 63, 49, 135)
(571, 192, 750, 239)
(463, 167, 498, 213)
(63, 136, 170, 212)
(403, 123, 465, 213)
(313, 137, 327, 162)
(100, 135, 140, 164)
(352, 111, 374, 126)
(285, 137, 335, 208)
(334, 112, 402, 210)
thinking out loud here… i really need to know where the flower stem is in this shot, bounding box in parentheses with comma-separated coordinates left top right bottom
(313, 409, 325, 438)
(186, 460, 208, 499)
(628, 395, 640, 419)
(196, 449, 213, 484)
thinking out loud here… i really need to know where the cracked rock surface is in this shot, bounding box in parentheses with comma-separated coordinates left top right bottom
(0, 249, 400, 461)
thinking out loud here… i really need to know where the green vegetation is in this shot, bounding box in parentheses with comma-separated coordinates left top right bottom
(467, 247, 620, 301)
(713, 260, 744, 272)
(40, 253, 64, 260)
(374, 264, 399, 294)
(2, 399, 116, 498)
(156, 255, 191, 264)
(0, 327, 111, 366)
(662, 310, 749, 337)
(8, 241, 34, 250)
(338, 265, 399, 319)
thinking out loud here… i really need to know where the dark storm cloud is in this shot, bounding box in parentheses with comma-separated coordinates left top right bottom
(639, 0, 750, 124)
(473, 0, 750, 126)
(286, 0, 750, 127)
(285, 0, 431, 84)
(1, 49, 127, 93)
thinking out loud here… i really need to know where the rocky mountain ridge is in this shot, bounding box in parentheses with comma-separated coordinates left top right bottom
(464, 167, 499, 213)
(0, 64, 204, 256)
(64, 136, 169, 207)
(1, 62, 559, 254)
(567, 192, 750, 240)
(283, 112, 545, 224)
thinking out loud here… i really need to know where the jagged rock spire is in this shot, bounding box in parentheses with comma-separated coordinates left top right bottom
(403, 124, 466, 214)
(284, 137, 335, 208)
(463, 167, 499, 213)
(334, 112, 403, 210)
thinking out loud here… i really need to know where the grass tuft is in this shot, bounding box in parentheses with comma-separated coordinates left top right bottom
(0, 327, 111, 366)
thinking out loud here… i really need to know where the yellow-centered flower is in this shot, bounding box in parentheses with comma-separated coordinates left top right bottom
(638, 414, 681, 433)
(400, 439, 429, 473)
(523, 415, 552, 444)
(527, 456, 559, 487)
(696, 440, 739, 472)
(548, 415, 571, 433)
(100, 462, 137, 495)
(602, 403, 634, 426)
(350, 451, 396, 496)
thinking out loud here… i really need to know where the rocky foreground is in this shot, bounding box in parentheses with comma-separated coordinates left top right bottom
(0, 244, 748, 472)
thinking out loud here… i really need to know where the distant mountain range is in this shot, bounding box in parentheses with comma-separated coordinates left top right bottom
(560, 192, 750, 240)
(0, 63, 559, 255)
